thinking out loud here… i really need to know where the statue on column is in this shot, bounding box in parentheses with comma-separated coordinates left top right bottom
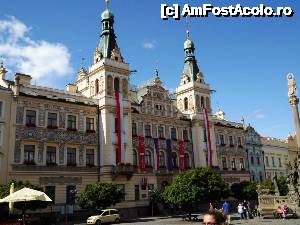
(288, 73, 297, 97)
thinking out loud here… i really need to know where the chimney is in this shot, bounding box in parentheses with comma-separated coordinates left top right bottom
(0, 62, 7, 80)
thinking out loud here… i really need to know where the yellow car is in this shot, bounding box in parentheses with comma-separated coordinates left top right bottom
(87, 209, 121, 225)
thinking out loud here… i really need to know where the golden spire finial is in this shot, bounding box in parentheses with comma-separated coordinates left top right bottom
(105, 0, 110, 9)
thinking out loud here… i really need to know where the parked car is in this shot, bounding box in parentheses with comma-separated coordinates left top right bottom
(87, 209, 120, 225)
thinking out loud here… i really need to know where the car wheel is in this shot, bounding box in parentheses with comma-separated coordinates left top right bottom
(115, 218, 120, 224)
(96, 220, 101, 225)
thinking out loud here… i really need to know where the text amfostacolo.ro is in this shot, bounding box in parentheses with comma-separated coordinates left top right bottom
(161, 4, 294, 20)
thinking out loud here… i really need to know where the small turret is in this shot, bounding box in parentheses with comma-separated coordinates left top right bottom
(0, 61, 8, 80)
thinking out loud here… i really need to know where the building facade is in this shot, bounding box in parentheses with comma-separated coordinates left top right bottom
(245, 125, 266, 182)
(214, 110, 251, 185)
(262, 137, 290, 180)
(0, 1, 252, 209)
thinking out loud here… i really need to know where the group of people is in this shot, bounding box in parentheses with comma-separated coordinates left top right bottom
(275, 205, 290, 219)
(237, 200, 250, 220)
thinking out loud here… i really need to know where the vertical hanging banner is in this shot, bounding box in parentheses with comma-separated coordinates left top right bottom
(166, 139, 173, 171)
(203, 108, 213, 167)
(178, 139, 185, 172)
(138, 136, 146, 172)
(115, 90, 122, 163)
(153, 138, 160, 171)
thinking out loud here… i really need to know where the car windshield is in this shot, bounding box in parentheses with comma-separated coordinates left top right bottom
(99, 210, 105, 215)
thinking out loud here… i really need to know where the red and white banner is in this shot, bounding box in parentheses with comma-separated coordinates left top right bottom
(178, 139, 185, 172)
(203, 108, 213, 167)
(138, 136, 146, 172)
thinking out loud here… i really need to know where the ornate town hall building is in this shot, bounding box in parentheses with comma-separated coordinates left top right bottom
(0, 1, 250, 211)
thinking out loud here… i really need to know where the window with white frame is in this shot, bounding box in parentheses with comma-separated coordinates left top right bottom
(24, 145, 35, 164)
(145, 125, 151, 137)
(220, 134, 225, 145)
(183, 130, 189, 141)
(26, 110, 36, 126)
(86, 149, 95, 166)
(231, 158, 236, 169)
(133, 150, 138, 166)
(67, 115, 77, 130)
(46, 146, 56, 165)
(158, 126, 164, 139)
(47, 112, 58, 128)
(86, 117, 95, 132)
(170, 128, 177, 140)
(67, 148, 76, 166)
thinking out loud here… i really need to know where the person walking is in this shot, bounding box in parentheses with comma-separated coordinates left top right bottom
(237, 203, 244, 220)
(242, 200, 248, 219)
(222, 201, 231, 225)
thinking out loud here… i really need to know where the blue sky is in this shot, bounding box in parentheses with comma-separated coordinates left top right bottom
(0, 0, 299, 139)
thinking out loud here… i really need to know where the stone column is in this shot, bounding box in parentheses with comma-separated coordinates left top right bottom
(287, 74, 300, 159)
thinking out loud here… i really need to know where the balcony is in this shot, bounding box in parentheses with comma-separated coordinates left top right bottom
(113, 164, 134, 180)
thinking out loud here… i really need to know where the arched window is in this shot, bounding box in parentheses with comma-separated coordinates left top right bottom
(133, 150, 138, 167)
(145, 150, 152, 168)
(172, 152, 178, 169)
(114, 77, 120, 92)
(107, 75, 113, 95)
(184, 153, 190, 168)
(201, 96, 205, 108)
(184, 97, 188, 110)
(95, 79, 99, 93)
(159, 151, 166, 168)
(196, 95, 200, 110)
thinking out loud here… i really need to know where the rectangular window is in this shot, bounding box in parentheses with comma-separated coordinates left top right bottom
(26, 110, 36, 126)
(231, 158, 236, 169)
(67, 115, 77, 130)
(47, 112, 58, 129)
(67, 148, 76, 166)
(278, 158, 282, 167)
(24, 145, 35, 164)
(86, 149, 95, 166)
(183, 130, 189, 141)
(86, 117, 95, 132)
(0, 101, 3, 118)
(145, 125, 151, 137)
(237, 137, 242, 146)
(66, 185, 76, 204)
(132, 123, 137, 136)
(265, 156, 269, 167)
(257, 157, 260, 165)
(45, 186, 55, 203)
(229, 136, 234, 146)
(117, 184, 125, 201)
(171, 128, 177, 140)
(46, 146, 56, 165)
(272, 157, 275, 167)
(240, 158, 245, 170)
(115, 118, 119, 133)
(220, 134, 225, 145)
(134, 185, 140, 201)
(222, 157, 227, 169)
(158, 126, 164, 139)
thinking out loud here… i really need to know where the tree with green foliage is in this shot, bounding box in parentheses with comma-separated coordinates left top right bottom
(0, 180, 42, 199)
(163, 168, 229, 220)
(276, 176, 289, 196)
(260, 180, 275, 194)
(231, 181, 258, 201)
(78, 182, 124, 209)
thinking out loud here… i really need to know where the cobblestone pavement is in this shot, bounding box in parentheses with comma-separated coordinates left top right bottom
(76, 216, 300, 225)
(118, 216, 300, 225)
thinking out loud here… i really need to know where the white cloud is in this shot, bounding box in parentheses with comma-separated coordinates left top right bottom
(245, 109, 266, 120)
(0, 16, 73, 85)
(143, 40, 157, 49)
